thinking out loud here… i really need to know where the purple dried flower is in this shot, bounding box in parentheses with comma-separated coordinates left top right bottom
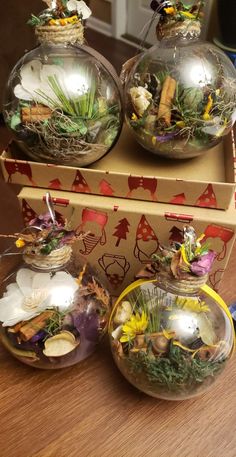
(190, 251, 216, 277)
(155, 132, 177, 143)
(73, 311, 99, 342)
(30, 330, 46, 343)
(29, 212, 56, 229)
(58, 231, 77, 247)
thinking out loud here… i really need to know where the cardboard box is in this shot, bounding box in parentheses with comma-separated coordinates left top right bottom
(1, 126, 236, 210)
(17, 187, 236, 296)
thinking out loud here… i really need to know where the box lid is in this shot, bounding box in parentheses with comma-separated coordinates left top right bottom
(18, 186, 236, 225)
(1, 126, 236, 210)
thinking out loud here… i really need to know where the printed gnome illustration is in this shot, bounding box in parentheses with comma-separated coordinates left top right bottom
(134, 215, 159, 263)
(77, 208, 108, 255)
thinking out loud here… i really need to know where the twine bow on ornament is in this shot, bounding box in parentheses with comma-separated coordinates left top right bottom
(136, 225, 216, 283)
(0, 193, 89, 269)
(149, 0, 205, 40)
(29, 1, 92, 45)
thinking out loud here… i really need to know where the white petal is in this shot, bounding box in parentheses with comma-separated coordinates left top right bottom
(67, 0, 78, 12)
(35, 64, 67, 107)
(49, 271, 79, 292)
(16, 268, 35, 297)
(67, 0, 92, 19)
(47, 271, 78, 311)
(40, 64, 66, 84)
(3, 282, 19, 297)
(20, 60, 42, 92)
(14, 84, 33, 101)
(32, 272, 52, 290)
(0, 290, 36, 327)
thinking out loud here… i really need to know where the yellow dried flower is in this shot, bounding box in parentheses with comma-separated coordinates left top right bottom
(152, 136, 157, 145)
(180, 11, 196, 19)
(15, 238, 25, 248)
(164, 7, 176, 15)
(175, 296, 210, 313)
(131, 113, 138, 121)
(120, 311, 148, 342)
(203, 94, 213, 121)
(203, 113, 211, 121)
(176, 121, 185, 129)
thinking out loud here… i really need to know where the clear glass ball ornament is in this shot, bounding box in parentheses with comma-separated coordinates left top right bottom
(124, 21, 236, 159)
(109, 277, 234, 400)
(0, 247, 111, 369)
(3, 43, 123, 167)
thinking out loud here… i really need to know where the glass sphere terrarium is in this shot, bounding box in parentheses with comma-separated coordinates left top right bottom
(0, 194, 111, 369)
(109, 226, 235, 400)
(124, 0, 236, 159)
(3, 0, 123, 167)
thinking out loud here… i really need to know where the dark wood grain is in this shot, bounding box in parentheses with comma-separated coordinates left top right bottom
(0, 30, 236, 457)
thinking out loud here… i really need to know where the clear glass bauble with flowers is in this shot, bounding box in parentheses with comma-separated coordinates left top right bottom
(123, 1, 236, 159)
(109, 276, 234, 400)
(3, 0, 123, 167)
(0, 212, 111, 369)
(108, 226, 235, 400)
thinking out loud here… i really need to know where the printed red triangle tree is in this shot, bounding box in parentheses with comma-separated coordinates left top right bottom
(113, 218, 130, 246)
(99, 179, 115, 196)
(48, 178, 62, 190)
(169, 226, 184, 244)
(71, 171, 91, 193)
(170, 193, 186, 205)
(195, 184, 217, 208)
(21, 199, 38, 225)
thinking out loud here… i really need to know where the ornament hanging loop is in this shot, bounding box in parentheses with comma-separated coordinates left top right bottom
(45, 192, 56, 226)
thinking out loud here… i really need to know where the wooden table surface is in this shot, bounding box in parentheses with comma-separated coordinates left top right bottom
(0, 125, 236, 457)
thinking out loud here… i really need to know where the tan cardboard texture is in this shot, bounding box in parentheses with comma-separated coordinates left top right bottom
(18, 187, 236, 296)
(2, 126, 236, 210)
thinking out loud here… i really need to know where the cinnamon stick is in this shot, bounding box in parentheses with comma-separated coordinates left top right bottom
(19, 310, 55, 341)
(157, 76, 176, 126)
(21, 105, 52, 123)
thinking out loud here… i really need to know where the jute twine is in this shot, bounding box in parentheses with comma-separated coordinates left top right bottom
(157, 270, 208, 294)
(156, 19, 201, 41)
(23, 245, 72, 269)
(35, 22, 84, 45)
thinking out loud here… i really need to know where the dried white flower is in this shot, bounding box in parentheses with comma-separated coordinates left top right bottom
(67, 0, 92, 19)
(0, 269, 78, 326)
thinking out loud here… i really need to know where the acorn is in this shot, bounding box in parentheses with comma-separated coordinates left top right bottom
(197, 346, 216, 361)
(152, 334, 169, 354)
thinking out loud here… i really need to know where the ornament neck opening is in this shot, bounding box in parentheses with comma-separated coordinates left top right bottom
(35, 22, 84, 46)
(156, 18, 201, 42)
(157, 272, 208, 295)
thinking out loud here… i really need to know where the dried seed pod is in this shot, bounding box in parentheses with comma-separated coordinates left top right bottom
(43, 330, 80, 357)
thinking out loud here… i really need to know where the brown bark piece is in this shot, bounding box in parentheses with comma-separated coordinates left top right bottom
(19, 310, 55, 341)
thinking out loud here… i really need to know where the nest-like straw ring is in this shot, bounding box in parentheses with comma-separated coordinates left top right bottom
(23, 245, 72, 269)
(23, 133, 107, 165)
(23, 113, 108, 165)
(35, 23, 84, 45)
